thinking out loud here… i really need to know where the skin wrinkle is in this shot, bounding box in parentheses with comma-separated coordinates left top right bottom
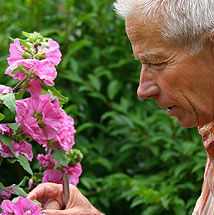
(182, 92, 199, 125)
(126, 15, 214, 128)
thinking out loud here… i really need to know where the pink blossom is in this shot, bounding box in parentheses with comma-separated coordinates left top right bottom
(63, 163, 82, 186)
(0, 200, 14, 214)
(27, 79, 42, 96)
(37, 39, 62, 66)
(37, 154, 54, 168)
(0, 124, 13, 136)
(7, 39, 25, 65)
(13, 197, 42, 215)
(53, 111, 76, 152)
(42, 169, 63, 184)
(5, 59, 57, 85)
(0, 85, 13, 95)
(0, 140, 33, 161)
(0, 186, 14, 200)
(16, 94, 63, 145)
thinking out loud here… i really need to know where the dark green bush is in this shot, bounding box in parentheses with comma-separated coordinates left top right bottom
(0, 0, 206, 214)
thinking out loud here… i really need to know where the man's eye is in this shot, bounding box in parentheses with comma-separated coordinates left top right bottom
(148, 62, 167, 70)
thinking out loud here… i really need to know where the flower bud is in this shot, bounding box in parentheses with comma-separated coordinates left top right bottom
(67, 149, 83, 166)
(34, 51, 46, 60)
(22, 51, 32, 59)
(28, 178, 36, 191)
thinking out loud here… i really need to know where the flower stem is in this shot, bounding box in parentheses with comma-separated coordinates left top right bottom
(12, 77, 28, 92)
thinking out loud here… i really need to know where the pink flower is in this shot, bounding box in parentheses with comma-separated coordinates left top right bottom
(27, 79, 42, 97)
(5, 59, 57, 85)
(38, 39, 62, 66)
(13, 197, 42, 215)
(0, 200, 14, 214)
(0, 140, 33, 161)
(42, 169, 63, 184)
(0, 124, 13, 136)
(63, 163, 82, 186)
(37, 154, 55, 168)
(0, 186, 14, 200)
(7, 39, 25, 65)
(16, 94, 63, 145)
(0, 85, 13, 95)
(53, 111, 76, 152)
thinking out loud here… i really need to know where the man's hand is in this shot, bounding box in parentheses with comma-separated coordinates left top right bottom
(27, 182, 104, 215)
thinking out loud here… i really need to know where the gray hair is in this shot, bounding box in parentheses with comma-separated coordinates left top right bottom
(114, 0, 214, 54)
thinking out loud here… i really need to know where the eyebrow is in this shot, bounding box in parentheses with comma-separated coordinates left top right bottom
(137, 53, 167, 62)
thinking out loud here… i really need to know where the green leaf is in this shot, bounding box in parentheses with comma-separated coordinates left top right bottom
(76, 122, 94, 134)
(18, 176, 29, 187)
(22, 31, 30, 38)
(0, 182, 9, 191)
(0, 93, 16, 114)
(0, 113, 5, 121)
(92, 157, 112, 171)
(9, 36, 14, 42)
(11, 184, 27, 197)
(47, 85, 69, 106)
(17, 154, 33, 175)
(14, 89, 26, 100)
(0, 134, 16, 157)
(6, 122, 19, 132)
(107, 80, 121, 100)
(11, 65, 25, 75)
(7, 157, 17, 164)
(130, 196, 145, 208)
(51, 148, 68, 166)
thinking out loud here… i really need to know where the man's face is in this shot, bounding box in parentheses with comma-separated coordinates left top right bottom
(126, 16, 214, 128)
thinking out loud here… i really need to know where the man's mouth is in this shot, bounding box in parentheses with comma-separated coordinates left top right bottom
(167, 106, 173, 111)
(166, 106, 175, 115)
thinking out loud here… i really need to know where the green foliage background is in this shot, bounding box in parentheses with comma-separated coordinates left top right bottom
(0, 0, 206, 214)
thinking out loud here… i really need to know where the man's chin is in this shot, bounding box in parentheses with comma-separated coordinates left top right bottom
(177, 117, 197, 128)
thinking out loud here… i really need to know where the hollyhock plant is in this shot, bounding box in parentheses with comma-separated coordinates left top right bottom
(37, 39, 62, 66)
(41, 163, 82, 186)
(27, 79, 43, 97)
(42, 169, 63, 184)
(0, 186, 14, 200)
(52, 110, 76, 152)
(0, 197, 43, 215)
(0, 32, 84, 210)
(13, 197, 43, 215)
(0, 140, 33, 161)
(7, 38, 25, 65)
(64, 163, 82, 186)
(15, 94, 64, 144)
(5, 59, 57, 85)
(0, 85, 13, 95)
(0, 200, 14, 215)
(0, 124, 13, 136)
(37, 153, 57, 168)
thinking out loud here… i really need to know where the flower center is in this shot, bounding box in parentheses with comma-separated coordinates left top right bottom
(34, 111, 46, 129)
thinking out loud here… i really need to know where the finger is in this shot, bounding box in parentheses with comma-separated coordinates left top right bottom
(43, 208, 94, 215)
(27, 183, 64, 209)
(27, 183, 62, 200)
(44, 199, 61, 210)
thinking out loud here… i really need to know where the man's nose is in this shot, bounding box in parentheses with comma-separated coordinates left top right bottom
(137, 66, 160, 99)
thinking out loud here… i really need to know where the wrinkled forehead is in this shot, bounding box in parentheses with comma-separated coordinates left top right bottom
(125, 15, 164, 45)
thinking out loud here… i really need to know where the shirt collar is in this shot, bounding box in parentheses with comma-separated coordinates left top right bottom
(198, 121, 214, 160)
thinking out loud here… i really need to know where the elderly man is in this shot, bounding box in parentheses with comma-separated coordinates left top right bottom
(28, 0, 214, 214)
